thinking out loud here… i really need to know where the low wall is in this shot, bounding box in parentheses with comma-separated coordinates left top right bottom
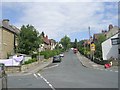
(5, 60, 45, 73)
(21, 61, 39, 72)
(5, 66, 21, 73)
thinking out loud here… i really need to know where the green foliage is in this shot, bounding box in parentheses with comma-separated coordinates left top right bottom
(60, 35, 71, 50)
(94, 34, 106, 59)
(40, 49, 64, 59)
(23, 58, 37, 65)
(73, 38, 78, 48)
(17, 25, 41, 55)
(78, 40, 90, 56)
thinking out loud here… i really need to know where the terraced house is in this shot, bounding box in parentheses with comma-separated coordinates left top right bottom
(0, 19, 20, 59)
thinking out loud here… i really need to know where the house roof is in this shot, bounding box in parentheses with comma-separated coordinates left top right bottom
(83, 40, 90, 45)
(93, 33, 103, 40)
(43, 35, 50, 45)
(1, 19, 20, 34)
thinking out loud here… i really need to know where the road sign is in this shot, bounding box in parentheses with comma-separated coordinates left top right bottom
(90, 43, 95, 51)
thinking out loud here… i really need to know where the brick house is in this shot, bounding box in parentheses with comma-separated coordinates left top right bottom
(39, 35, 56, 51)
(0, 19, 20, 59)
(93, 30, 107, 42)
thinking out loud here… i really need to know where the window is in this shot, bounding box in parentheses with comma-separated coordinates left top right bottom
(111, 38, 120, 45)
(119, 49, 120, 54)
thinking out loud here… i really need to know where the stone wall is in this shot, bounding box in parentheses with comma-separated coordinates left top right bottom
(5, 66, 21, 73)
(5, 60, 40, 73)
(0, 28, 15, 59)
(21, 61, 39, 72)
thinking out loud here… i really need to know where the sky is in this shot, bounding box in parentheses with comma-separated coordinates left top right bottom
(0, 0, 119, 42)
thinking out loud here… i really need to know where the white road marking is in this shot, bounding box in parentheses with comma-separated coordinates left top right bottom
(37, 73, 43, 78)
(37, 73, 55, 90)
(105, 69, 108, 71)
(110, 70, 113, 72)
(115, 71, 118, 72)
(34, 73, 38, 78)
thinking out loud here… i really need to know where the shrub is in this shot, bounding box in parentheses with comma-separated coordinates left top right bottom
(23, 58, 37, 65)
(40, 49, 64, 59)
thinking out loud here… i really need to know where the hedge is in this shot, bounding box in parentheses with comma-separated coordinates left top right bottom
(23, 58, 37, 65)
(40, 49, 64, 59)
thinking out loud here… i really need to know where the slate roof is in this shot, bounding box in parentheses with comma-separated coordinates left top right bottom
(43, 35, 50, 45)
(1, 19, 20, 34)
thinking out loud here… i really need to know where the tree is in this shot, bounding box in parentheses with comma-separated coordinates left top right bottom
(17, 25, 40, 55)
(94, 34, 106, 59)
(39, 32, 45, 44)
(60, 35, 71, 50)
(78, 40, 88, 55)
(73, 38, 78, 48)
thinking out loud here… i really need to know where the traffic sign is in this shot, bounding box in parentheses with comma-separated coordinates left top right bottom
(90, 43, 95, 51)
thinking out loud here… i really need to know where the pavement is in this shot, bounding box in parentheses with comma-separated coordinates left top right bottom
(76, 52, 118, 72)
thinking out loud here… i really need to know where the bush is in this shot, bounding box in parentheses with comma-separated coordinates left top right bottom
(40, 49, 64, 59)
(23, 58, 37, 65)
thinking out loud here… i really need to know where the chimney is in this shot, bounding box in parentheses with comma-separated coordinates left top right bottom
(2, 19, 9, 26)
(46, 35, 48, 39)
(108, 24, 113, 31)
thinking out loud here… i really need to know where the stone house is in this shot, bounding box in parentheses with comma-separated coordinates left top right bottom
(93, 30, 107, 42)
(0, 19, 20, 59)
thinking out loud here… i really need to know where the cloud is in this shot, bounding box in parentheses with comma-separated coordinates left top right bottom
(1, 0, 120, 2)
(2, 2, 118, 41)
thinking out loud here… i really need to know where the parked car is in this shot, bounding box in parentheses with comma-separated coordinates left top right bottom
(73, 48, 78, 54)
(59, 53, 64, 57)
(53, 55, 61, 63)
(0, 63, 7, 90)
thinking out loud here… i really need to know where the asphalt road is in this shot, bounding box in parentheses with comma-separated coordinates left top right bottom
(7, 50, 118, 89)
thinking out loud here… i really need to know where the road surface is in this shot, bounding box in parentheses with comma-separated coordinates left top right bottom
(7, 50, 118, 89)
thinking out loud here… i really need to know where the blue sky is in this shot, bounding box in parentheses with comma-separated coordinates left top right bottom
(1, 1, 119, 42)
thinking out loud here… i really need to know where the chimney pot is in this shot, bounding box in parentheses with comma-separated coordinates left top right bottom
(2, 19, 9, 25)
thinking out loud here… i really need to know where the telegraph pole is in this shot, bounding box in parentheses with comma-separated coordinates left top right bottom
(88, 26, 91, 40)
(88, 26, 91, 59)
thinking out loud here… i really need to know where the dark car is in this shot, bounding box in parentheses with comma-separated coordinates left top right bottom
(52, 55, 61, 63)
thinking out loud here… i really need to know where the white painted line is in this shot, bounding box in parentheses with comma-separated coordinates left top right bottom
(105, 69, 108, 71)
(43, 78, 48, 82)
(37, 73, 55, 90)
(37, 73, 43, 78)
(34, 74, 38, 78)
(110, 70, 113, 72)
(115, 71, 118, 73)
